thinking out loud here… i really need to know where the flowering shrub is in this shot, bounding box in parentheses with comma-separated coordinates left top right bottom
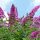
(0, 4, 40, 40)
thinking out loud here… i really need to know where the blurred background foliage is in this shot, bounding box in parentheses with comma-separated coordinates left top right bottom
(0, 20, 39, 40)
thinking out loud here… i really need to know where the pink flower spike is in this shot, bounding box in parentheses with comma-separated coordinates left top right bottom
(29, 5, 40, 18)
(21, 17, 27, 25)
(10, 4, 18, 20)
(9, 4, 18, 26)
(20, 16, 30, 25)
(0, 7, 4, 18)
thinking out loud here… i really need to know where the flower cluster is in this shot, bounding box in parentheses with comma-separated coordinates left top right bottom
(0, 4, 40, 40)
(31, 31, 40, 38)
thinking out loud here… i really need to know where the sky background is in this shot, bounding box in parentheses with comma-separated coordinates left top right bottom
(0, 0, 40, 18)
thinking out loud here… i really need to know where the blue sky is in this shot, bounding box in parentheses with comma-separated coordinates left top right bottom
(0, 0, 40, 18)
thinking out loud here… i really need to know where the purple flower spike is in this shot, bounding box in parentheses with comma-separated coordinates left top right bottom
(20, 5, 40, 25)
(0, 7, 4, 18)
(9, 4, 18, 26)
(29, 5, 40, 18)
(20, 16, 29, 25)
(10, 4, 18, 20)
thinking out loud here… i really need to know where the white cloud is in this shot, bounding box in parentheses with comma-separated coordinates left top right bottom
(0, 0, 11, 11)
(32, 0, 40, 6)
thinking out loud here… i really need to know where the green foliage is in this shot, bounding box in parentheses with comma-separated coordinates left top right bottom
(0, 21, 39, 40)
